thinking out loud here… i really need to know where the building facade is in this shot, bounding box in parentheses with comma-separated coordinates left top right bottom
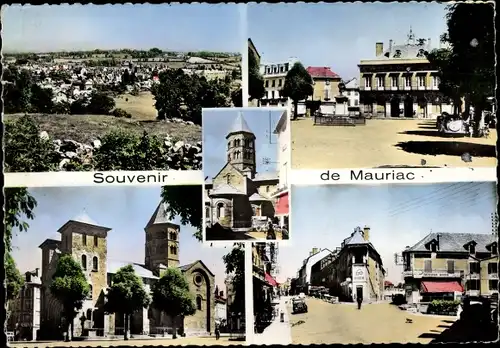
(402, 232, 498, 305)
(271, 110, 290, 228)
(306, 66, 342, 115)
(326, 227, 385, 302)
(13, 203, 216, 340)
(358, 29, 455, 119)
(248, 38, 261, 108)
(260, 57, 299, 110)
(343, 78, 360, 114)
(205, 112, 279, 231)
(295, 248, 333, 294)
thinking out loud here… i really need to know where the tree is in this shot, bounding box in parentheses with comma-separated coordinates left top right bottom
(281, 62, 314, 120)
(151, 268, 196, 339)
(152, 69, 187, 120)
(160, 186, 203, 241)
(248, 46, 265, 104)
(5, 252, 25, 303)
(430, 3, 495, 136)
(50, 255, 90, 341)
(4, 188, 38, 252)
(104, 265, 151, 340)
(5, 115, 61, 172)
(3, 67, 33, 113)
(231, 88, 243, 107)
(222, 244, 245, 316)
(87, 91, 116, 115)
(30, 84, 55, 113)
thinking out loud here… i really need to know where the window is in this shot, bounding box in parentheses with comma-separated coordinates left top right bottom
(491, 243, 498, 255)
(447, 260, 455, 273)
(88, 285, 93, 299)
(235, 150, 241, 159)
(217, 202, 225, 218)
(391, 76, 398, 87)
(271, 91, 275, 99)
(249, 141, 253, 148)
(285, 63, 289, 71)
(266, 186, 270, 192)
(278, 79, 282, 87)
(364, 76, 372, 88)
(280, 66, 284, 73)
(324, 89, 330, 100)
(467, 279, 480, 291)
(93, 236, 98, 247)
(227, 154, 231, 161)
(325, 80, 330, 85)
(488, 262, 498, 274)
(205, 207, 210, 219)
(469, 262, 480, 274)
(418, 75, 426, 87)
(92, 256, 98, 271)
(346, 91, 351, 96)
(355, 99, 359, 106)
(196, 296, 202, 310)
(169, 245, 177, 255)
(272, 79, 276, 88)
(424, 260, 432, 273)
(377, 76, 384, 87)
(82, 235, 87, 246)
(265, 80, 269, 88)
(81, 255, 87, 270)
(431, 243, 437, 252)
(469, 244, 476, 254)
(432, 76, 439, 87)
(404, 76, 412, 87)
(489, 280, 499, 291)
(227, 141, 230, 150)
(354, 254, 363, 264)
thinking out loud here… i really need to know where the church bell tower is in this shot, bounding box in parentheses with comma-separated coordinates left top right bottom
(226, 111, 256, 177)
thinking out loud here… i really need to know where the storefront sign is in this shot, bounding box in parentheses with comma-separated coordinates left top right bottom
(353, 268, 366, 281)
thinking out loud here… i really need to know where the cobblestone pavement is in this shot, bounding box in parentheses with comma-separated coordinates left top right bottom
(11, 336, 244, 347)
(288, 298, 456, 344)
(292, 118, 497, 168)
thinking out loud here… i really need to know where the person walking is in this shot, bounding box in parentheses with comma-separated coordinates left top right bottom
(215, 323, 220, 340)
(357, 296, 363, 310)
(266, 221, 276, 240)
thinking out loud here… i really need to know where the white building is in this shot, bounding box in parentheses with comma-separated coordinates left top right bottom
(297, 248, 333, 293)
(260, 58, 299, 110)
(272, 109, 290, 228)
(343, 78, 360, 108)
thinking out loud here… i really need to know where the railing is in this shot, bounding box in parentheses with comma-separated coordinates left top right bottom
(314, 113, 366, 126)
(402, 270, 463, 278)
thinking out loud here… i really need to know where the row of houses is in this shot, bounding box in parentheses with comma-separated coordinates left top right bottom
(291, 226, 386, 303)
(248, 27, 464, 119)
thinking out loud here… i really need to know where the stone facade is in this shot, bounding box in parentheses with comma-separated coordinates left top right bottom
(205, 112, 278, 231)
(34, 203, 215, 340)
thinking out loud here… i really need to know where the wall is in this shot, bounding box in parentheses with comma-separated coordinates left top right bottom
(480, 255, 499, 296)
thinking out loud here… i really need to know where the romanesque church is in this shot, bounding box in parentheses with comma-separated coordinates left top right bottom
(37, 202, 215, 339)
(205, 112, 279, 231)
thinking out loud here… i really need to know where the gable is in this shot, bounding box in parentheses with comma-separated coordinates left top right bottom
(181, 260, 215, 278)
(212, 163, 246, 189)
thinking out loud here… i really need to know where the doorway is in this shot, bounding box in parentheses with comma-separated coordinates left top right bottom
(391, 97, 400, 118)
(356, 286, 363, 301)
(404, 96, 414, 118)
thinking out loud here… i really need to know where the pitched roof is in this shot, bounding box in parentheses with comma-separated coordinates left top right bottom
(306, 66, 340, 79)
(407, 232, 496, 253)
(107, 260, 159, 279)
(145, 202, 177, 229)
(209, 184, 245, 196)
(227, 112, 253, 137)
(253, 171, 279, 181)
(249, 193, 271, 202)
(179, 260, 215, 277)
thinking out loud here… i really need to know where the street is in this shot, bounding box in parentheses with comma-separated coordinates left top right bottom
(10, 336, 244, 347)
(292, 118, 497, 168)
(287, 297, 455, 344)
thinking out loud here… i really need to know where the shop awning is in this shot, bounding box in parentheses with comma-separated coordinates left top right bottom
(275, 193, 289, 215)
(421, 281, 463, 293)
(265, 273, 279, 287)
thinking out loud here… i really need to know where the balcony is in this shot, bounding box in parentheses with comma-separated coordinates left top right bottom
(402, 270, 462, 278)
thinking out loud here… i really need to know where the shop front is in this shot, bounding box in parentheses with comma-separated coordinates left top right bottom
(274, 191, 289, 229)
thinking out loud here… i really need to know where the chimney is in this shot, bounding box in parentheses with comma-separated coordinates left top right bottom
(312, 247, 319, 255)
(389, 40, 393, 53)
(375, 42, 384, 57)
(436, 234, 440, 250)
(363, 226, 370, 241)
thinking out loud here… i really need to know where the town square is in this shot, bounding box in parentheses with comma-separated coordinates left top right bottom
(247, 2, 496, 168)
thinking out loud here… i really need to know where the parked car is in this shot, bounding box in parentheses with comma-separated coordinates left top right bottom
(292, 297, 308, 314)
(437, 112, 470, 136)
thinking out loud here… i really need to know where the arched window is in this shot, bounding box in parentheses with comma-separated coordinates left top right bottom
(173, 246, 177, 255)
(81, 255, 87, 270)
(217, 202, 225, 218)
(196, 296, 202, 310)
(88, 284, 93, 299)
(92, 256, 98, 271)
(227, 141, 231, 150)
(249, 140, 253, 148)
(227, 154, 231, 161)
(170, 245, 174, 254)
(235, 151, 240, 159)
(235, 139, 240, 147)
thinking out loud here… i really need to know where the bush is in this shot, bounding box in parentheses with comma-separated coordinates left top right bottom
(93, 130, 166, 170)
(428, 300, 461, 314)
(112, 108, 132, 118)
(4, 115, 60, 172)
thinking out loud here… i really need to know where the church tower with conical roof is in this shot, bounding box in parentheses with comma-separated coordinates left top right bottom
(226, 111, 256, 177)
(144, 202, 180, 273)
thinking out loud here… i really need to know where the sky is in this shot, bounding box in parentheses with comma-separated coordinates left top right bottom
(2, 4, 242, 53)
(279, 182, 497, 284)
(248, 2, 448, 79)
(203, 108, 283, 179)
(10, 186, 232, 291)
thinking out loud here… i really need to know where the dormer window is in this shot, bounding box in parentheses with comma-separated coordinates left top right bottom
(431, 243, 437, 252)
(469, 244, 476, 254)
(492, 243, 498, 255)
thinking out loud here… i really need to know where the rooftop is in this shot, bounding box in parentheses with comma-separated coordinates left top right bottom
(227, 112, 253, 137)
(306, 66, 340, 79)
(145, 202, 177, 229)
(406, 232, 496, 253)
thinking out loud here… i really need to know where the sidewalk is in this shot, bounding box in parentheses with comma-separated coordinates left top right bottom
(253, 297, 292, 345)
